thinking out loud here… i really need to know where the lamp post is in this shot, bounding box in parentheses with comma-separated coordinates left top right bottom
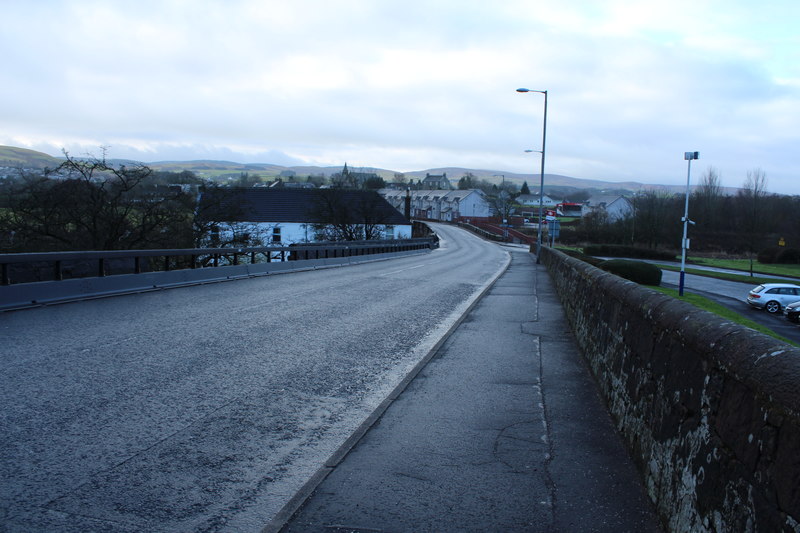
(517, 88, 548, 263)
(494, 174, 509, 239)
(679, 151, 699, 296)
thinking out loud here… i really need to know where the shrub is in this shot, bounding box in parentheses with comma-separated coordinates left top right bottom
(758, 246, 782, 264)
(582, 244, 677, 261)
(776, 248, 800, 264)
(598, 259, 663, 285)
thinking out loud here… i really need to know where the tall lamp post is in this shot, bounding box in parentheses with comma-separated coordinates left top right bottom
(517, 88, 548, 263)
(679, 151, 699, 296)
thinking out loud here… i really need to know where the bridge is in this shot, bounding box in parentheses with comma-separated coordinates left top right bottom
(2, 223, 798, 532)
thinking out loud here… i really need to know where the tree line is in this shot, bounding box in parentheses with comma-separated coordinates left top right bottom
(0, 153, 277, 253)
(566, 167, 800, 258)
(0, 153, 409, 253)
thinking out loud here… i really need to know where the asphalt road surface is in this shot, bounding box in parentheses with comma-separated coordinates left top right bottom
(659, 269, 800, 345)
(0, 223, 508, 532)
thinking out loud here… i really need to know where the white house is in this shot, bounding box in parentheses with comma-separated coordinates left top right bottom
(378, 189, 491, 222)
(199, 188, 412, 245)
(582, 195, 633, 221)
(515, 193, 557, 208)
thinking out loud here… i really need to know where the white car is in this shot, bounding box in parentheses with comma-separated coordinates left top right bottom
(746, 283, 800, 314)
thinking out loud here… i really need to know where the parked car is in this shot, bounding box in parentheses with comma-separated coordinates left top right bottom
(784, 300, 800, 323)
(746, 283, 800, 314)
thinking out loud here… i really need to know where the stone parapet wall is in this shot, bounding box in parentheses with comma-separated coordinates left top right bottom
(540, 247, 800, 532)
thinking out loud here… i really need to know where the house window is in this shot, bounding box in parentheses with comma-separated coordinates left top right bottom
(384, 225, 395, 239)
(272, 226, 282, 243)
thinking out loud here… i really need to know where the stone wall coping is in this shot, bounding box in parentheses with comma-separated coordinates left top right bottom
(549, 248, 800, 417)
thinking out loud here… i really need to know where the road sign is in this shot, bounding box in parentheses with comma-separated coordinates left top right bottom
(548, 219, 560, 239)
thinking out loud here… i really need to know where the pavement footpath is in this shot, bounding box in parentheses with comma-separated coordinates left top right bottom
(273, 250, 664, 532)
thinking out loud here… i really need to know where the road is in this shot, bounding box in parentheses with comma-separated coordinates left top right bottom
(659, 269, 800, 344)
(0, 223, 509, 532)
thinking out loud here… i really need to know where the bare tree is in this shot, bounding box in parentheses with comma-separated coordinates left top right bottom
(193, 185, 275, 248)
(0, 151, 197, 252)
(692, 166, 723, 229)
(308, 189, 396, 241)
(631, 190, 680, 249)
(738, 168, 768, 275)
(580, 209, 611, 243)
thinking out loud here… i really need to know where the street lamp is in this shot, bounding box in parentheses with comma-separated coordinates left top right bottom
(679, 151, 699, 296)
(517, 88, 548, 263)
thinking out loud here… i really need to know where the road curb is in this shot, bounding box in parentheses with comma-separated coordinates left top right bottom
(260, 249, 514, 533)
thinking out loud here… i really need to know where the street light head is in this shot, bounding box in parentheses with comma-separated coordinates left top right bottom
(516, 88, 530, 93)
(524, 149, 542, 153)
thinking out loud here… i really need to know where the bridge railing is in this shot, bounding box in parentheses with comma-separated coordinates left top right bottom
(0, 238, 438, 286)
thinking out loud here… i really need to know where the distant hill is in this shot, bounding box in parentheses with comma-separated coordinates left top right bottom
(400, 167, 688, 194)
(1, 144, 692, 194)
(0, 146, 62, 169)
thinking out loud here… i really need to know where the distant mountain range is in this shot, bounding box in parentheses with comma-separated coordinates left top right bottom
(0, 145, 690, 194)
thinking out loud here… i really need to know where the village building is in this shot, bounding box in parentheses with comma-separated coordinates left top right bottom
(330, 163, 382, 188)
(379, 189, 492, 222)
(420, 173, 452, 190)
(199, 187, 411, 245)
(582, 195, 633, 221)
(515, 193, 558, 208)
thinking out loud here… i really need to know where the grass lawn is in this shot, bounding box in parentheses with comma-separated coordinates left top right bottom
(650, 286, 799, 348)
(654, 264, 794, 286)
(688, 257, 800, 278)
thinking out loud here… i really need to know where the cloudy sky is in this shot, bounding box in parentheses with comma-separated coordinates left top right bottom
(2, 0, 799, 193)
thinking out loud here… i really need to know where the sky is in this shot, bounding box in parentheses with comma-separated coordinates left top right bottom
(2, 0, 799, 193)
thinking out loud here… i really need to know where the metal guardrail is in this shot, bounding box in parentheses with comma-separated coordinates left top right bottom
(0, 238, 438, 286)
(0, 238, 439, 312)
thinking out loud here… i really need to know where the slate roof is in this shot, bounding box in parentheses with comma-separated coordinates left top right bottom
(199, 187, 410, 225)
(585, 195, 630, 208)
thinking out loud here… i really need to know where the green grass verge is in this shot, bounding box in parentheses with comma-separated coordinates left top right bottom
(655, 263, 796, 286)
(689, 257, 800, 278)
(650, 286, 799, 348)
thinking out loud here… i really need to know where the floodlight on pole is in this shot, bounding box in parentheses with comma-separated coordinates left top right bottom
(517, 88, 548, 263)
(679, 151, 699, 296)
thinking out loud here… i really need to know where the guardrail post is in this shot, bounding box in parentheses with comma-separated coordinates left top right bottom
(164, 256, 171, 271)
(98, 258, 105, 277)
(135, 256, 142, 274)
(233, 253, 239, 266)
(55, 260, 63, 281)
(2, 263, 9, 285)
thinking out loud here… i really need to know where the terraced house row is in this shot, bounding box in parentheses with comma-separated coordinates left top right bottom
(378, 188, 492, 223)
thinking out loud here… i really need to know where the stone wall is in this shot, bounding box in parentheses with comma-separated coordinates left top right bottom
(540, 247, 800, 532)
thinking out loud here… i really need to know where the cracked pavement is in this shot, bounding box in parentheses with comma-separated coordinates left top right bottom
(279, 250, 663, 532)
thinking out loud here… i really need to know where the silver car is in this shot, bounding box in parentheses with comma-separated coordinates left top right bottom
(747, 283, 800, 314)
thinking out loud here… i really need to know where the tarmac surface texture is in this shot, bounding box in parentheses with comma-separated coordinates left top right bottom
(279, 251, 663, 533)
(0, 224, 508, 532)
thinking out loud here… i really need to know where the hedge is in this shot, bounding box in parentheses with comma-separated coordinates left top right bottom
(598, 259, 663, 286)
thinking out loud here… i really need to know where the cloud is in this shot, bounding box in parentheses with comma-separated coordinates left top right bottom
(1, 0, 798, 193)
